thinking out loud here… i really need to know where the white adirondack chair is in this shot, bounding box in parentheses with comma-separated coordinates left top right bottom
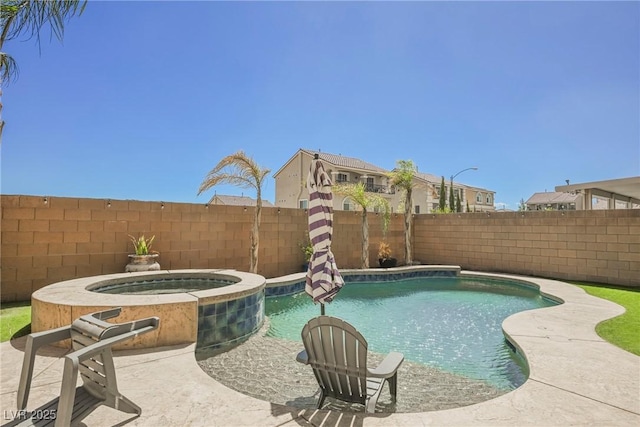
(297, 315, 404, 413)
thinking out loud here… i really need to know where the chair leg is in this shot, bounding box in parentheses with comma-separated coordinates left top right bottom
(317, 390, 327, 409)
(56, 357, 80, 427)
(366, 381, 385, 413)
(365, 396, 377, 413)
(387, 374, 398, 401)
(110, 393, 142, 415)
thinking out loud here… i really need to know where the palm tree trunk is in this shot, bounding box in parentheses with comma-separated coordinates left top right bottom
(404, 189, 413, 264)
(250, 200, 261, 274)
(0, 88, 4, 144)
(361, 209, 369, 268)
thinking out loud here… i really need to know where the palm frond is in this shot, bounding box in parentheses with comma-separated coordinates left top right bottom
(333, 182, 390, 233)
(197, 150, 271, 197)
(334, 182, 368, 207)
(1, 1, 87, 47)
(387, 159, 417, 191)
(0, 0, 87, 85)
(0, 51, 18, 85)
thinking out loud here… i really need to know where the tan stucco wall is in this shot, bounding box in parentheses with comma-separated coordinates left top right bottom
(1, 195, 637, 302)
(275, 151, 307, 208)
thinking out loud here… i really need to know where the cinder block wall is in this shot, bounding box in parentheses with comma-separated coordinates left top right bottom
(2, 195, 638, 302)
(414, 210, 639, 286)
(1, 195, 404, 302)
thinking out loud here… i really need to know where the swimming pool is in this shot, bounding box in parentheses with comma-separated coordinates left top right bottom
(266, 276, 558, 390)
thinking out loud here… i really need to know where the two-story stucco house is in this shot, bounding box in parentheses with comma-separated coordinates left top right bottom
(274, 149, 398, 211)
(274, 149, 496, 213)
(413, 172, 496, 213)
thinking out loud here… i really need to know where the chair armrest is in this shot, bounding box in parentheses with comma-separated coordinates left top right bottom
(296, 349, 309, 365)
(88, 307, 122, 321)
(17, 326, 72, 410)
(28, 325, 73, 348)
(368, 351, 404, 378)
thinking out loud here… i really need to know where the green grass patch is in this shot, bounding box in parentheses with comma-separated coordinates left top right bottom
(0, 302, 31, 342)
(571, 282, 640, 356)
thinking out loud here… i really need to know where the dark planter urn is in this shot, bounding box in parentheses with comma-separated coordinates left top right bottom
(125, 254, 160, 272)
(378, 257, 397, 268)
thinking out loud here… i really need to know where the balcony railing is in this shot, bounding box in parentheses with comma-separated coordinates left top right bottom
(365, 183, 395, 194)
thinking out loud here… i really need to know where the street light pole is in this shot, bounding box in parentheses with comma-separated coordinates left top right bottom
(450, 167, 478, 212)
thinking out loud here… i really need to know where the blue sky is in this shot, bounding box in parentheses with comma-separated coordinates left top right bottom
(2, 1, 638, 210)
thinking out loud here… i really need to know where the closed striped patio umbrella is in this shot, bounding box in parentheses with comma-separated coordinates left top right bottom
(306, 154, 344, 314)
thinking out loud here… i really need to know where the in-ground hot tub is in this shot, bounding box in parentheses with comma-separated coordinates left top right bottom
(31, 269, 266, 350)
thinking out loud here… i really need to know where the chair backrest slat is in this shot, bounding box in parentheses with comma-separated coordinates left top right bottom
(301, 316, 369, 405)
(71, 331, 99, 350)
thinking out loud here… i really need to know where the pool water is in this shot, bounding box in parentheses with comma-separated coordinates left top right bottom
(93, 277, 237, 295)
(266, 277, 558, 390)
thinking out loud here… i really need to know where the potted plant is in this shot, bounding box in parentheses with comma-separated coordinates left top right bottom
(125, 234, 161, 272)
(378, 241, 397, 268)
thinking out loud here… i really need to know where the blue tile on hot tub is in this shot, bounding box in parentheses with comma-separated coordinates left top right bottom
(202, 303, 218, 317)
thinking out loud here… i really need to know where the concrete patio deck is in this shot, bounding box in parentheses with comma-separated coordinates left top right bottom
(1, 273, 639, 426)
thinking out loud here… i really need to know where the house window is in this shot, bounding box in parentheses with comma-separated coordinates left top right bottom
(299, 199, 308, 209)
(336, 173, 348, 183)
(414, 205, 420, 214)
(343, 198, 355, 211)
(476, 192, 483, 203)
(365, 177, 375, 192)
(486, 194, 492, 204)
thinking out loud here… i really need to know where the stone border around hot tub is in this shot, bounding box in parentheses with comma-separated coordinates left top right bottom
(30, 269, 266, 350)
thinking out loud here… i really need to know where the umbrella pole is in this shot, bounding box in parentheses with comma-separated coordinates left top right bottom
(321, 303, 325, 316)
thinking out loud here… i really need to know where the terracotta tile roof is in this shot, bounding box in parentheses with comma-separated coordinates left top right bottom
(301, 149, 388, 174)
(415, 171, 443, 184)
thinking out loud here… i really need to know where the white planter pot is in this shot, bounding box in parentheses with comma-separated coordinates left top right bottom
(125, 254, 161, 272)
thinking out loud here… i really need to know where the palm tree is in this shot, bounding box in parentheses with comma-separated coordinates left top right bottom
(387, 159, 417, 265)
(334, 182, 390, 268)
(198, 151, 270, 274)
(1, 0, 87, 141)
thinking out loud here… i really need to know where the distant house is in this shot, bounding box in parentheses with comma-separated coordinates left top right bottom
(274, 149, 496, 213)
(555, 177, 640, 210)
(415, 172, 496, 213)
(525, 192, 583, 211)
(209, 194, 274, 207)
(526, 177, 640, 211)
